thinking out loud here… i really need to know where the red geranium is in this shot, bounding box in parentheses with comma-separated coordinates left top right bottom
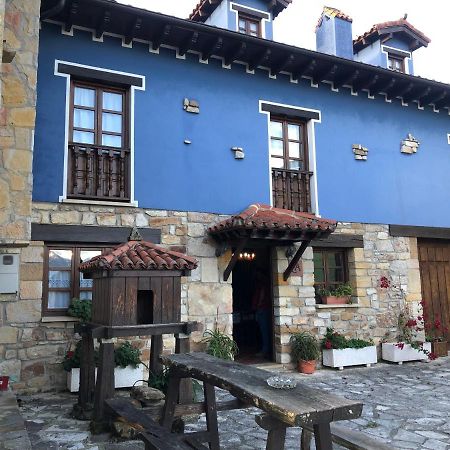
(405, 319, 417, 328)
(66, 351, 75, 359)
(434, 319, 441, 329)
(395, 343, 405, 350)
(324, 340, 332, 350)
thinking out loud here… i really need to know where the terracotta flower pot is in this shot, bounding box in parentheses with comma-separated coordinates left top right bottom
(298, 360, 316, 374)
(432, 341, 448, 358)
(321, 295, 350, 305)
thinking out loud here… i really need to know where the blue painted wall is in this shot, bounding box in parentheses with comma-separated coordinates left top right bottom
(34, 23, 450, 227)
(316, 16, 353, 60)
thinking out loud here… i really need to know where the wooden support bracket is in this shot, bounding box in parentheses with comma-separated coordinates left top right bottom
(223, 239, 247, 281)
(283, 240, 311, 281)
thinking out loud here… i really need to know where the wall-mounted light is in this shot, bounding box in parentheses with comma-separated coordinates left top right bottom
(238, 251, 255, 261)
(231, 147, 245, 159)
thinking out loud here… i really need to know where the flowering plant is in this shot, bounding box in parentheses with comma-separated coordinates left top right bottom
(423, 313, 448, 343)
(380, 276, 437, 360)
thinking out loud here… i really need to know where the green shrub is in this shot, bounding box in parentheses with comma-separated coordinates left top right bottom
(290, 331, 320, 362)
(67, 298, 92, 323)
(202, 328, 238, 360)
(114, 341, 142, 368)
(322, 327, 373, 350)
(318, 284, 353, 298)
(147, 367, 170, 393)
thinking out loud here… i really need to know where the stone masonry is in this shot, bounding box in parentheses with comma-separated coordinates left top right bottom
(0, 0, 41, 391)
(0, 199, 423, 392)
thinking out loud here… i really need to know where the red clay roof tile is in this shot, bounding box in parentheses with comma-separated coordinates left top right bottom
(208, 204, 337, 234)
(79, 241, 198, 272)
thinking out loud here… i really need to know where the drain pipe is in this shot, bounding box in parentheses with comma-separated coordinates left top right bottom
(41, 0, 67, 20)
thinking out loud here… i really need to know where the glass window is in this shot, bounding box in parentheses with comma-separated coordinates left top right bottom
(313, 248, 348, 302)
(44, 246, 103, 316)
(269, 117, 308, 171)
(238, 14, 261, 37)
(388, 54, 405, 73)
(70, 82, 127, 149)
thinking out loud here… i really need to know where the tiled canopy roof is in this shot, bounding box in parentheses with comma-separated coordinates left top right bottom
(208, 204, 337, 237)
(79, 241, 198, 272)
(354, 17, 431, 52)
(189, 0, 292, 22)
(316, 6, 352, 31)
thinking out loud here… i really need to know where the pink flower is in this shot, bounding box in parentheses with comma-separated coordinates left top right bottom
(325, 340, 332, 350)
(395, 343, 405, 350)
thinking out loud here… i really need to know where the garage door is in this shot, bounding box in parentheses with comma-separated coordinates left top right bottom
(418, 239, 450, 341)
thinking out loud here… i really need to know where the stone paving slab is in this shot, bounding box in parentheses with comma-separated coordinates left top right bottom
(7, 358, 450, 449)
(0, 390, 32, 450)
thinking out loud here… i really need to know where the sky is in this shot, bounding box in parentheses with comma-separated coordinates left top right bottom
(117, 0, 450, 84)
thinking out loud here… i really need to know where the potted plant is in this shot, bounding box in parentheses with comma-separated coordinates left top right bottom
(202, 327, 238, 361)
(378, 277, 436, 364)
(318, 284, 353, 305)
(425, 317, 448, 358)
(67, 297, 92, 323)
(322, 327, 377, 370)
(290, 331, 320, 374)
(64, 340, 145, 392)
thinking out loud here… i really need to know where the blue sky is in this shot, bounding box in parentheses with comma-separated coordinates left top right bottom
(118, 0, 449, 84)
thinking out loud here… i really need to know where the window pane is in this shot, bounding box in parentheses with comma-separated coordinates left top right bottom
(288, 142, 301, 159)
(238, 19, 246, 31)
(80, 250, 101, 262)
(79, 291, 93, 300)
(289, 159, 301, 170)
(315, 268, 325, 283)
(288, 124, 300, 140)
(74, 109, 94, 130)
(73, 130, 95, 144)
(102, 134, 122, 148)
(270, 121, 283, 138)
(313, 251, 323, 268)
(48, 291, 71, 309)
(48, 270, 71, 288)
(102, 113, 122, 133)
(49, 249, 72, 268)
(74, 87, 95, 108)
(80, 275, 93, 289)
(103, 92, 123, 112)
(270, 139, 283, 156)
(270, 157, 284, 169)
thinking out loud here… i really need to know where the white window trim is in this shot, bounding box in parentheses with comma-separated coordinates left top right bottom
(259, 100, 321, 216)
(54, 60, 146, 206)
(230, 2, 271, 39)
(381, 45, 412, 75)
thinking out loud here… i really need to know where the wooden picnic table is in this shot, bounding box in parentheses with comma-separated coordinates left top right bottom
(160, 352, 363, 450)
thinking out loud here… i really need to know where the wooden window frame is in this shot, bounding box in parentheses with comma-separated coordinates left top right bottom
(69, 80, 130, 151)
(42, 244, 107, 317)
(387, 54, 406, 73)
(313, 248, 349, 297)
(238, 13, 262, 37)
(270, 116, 309, 171)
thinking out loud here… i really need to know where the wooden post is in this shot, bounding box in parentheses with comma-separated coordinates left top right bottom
(78, 332, 96, 411)
(93, 340, 115, 423)
(150, 335, 163, 376)
(175, 333, 192, 404)
(161, 370, 182, 428)
(203, 383, 220, 450)
(313, 423, 333, 450)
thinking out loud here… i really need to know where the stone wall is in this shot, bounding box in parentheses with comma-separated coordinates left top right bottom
(273, 222, 421, 363)
(2, 201, 423, 392)
(0, 0, 40, 245)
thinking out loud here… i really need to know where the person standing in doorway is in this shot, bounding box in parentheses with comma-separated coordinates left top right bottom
(252, 269, 272, 359)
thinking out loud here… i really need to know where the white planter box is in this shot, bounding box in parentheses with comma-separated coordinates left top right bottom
(322, 346, 377, 370)
(67, 364, 145, 392)
(382, 342, 431, 364)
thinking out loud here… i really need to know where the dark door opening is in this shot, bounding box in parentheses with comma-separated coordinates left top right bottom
(232, 246, 274, 363)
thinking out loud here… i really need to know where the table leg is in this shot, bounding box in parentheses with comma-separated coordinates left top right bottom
(266, 427, 286, 450)
(300, 428, 313, 450)
(203, 382, 220, 450)
(313, 422, 333, 450)
(160, 372, 181, 429)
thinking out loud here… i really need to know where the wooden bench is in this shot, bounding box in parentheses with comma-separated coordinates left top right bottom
(105, 398, 209, 450)
(256, 414, 395, 450)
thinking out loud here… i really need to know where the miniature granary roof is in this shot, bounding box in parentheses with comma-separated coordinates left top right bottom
(79, 240, 198, 272)
(208, 204, 337, 242)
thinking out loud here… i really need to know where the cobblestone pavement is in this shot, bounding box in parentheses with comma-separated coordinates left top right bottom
(10, 357, 450, 449)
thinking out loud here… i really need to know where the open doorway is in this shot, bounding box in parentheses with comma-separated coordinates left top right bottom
(232, 246, 273, 363)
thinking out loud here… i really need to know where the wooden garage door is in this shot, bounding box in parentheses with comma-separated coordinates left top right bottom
(418, 239, 450, 341)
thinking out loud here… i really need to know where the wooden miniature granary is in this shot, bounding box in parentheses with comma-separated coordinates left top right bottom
(80, 229, 198, 326)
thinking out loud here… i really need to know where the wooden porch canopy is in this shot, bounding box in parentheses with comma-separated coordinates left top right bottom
(208, 204, 337, 281)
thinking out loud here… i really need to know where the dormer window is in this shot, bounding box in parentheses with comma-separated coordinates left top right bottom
(388, 54, 405, 73)
(238, 13, 261, 37)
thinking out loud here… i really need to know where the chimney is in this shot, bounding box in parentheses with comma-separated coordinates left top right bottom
(316, 6, 353, 60)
